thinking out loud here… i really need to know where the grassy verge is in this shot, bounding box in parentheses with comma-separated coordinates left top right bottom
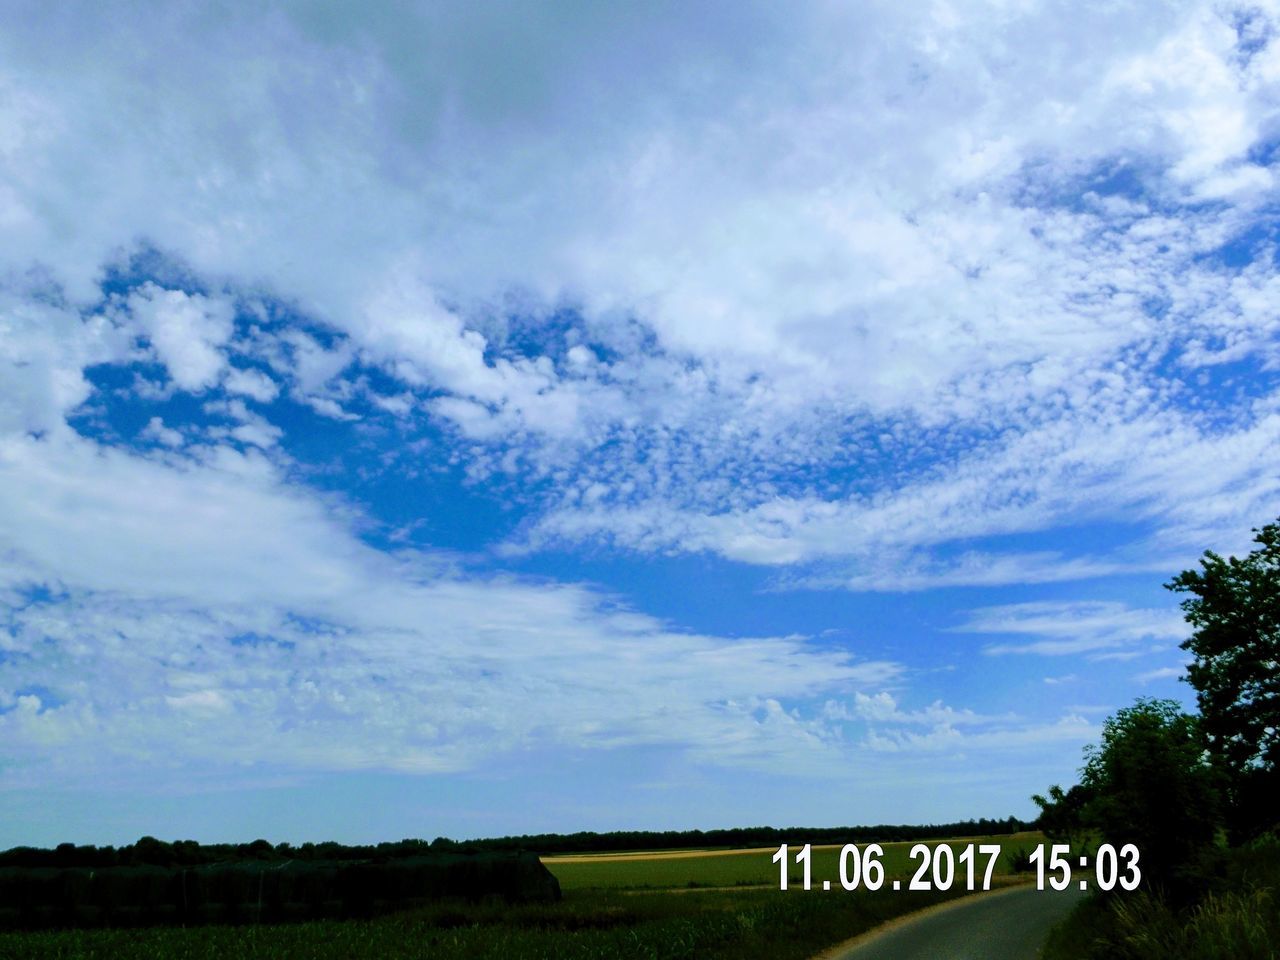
(1042, 833, 1280, 960)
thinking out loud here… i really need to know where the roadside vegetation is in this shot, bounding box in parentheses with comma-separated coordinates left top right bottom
(1037, 518, 1280, 959)
(1044, 831, 1280, 960)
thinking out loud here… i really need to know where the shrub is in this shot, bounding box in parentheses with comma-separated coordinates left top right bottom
(1007, 846, 1034, 873)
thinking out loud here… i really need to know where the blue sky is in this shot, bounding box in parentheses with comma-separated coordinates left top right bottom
(2, 0, 1279, 847)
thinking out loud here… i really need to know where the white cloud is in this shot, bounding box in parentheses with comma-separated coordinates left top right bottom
(139, 416, 183, 448)
(790, 551, 1168, 593)
(0, 292, 131, 436)
(827, 691, 1001, 727)
(126, 284, 234, 392)
(0, 429, 900, 784)
(205, 398, 284, 449)
(528, 393, 1280, 582)
(856, 708, 1094, 756)
(0, 0, 1278, 806)
(223, 367, 279, 403)
(819, 689, 1091, 759)
(0, 1, 1274, 591)
(1135, 665, 1188, 683)
(955, 600, 1188, 656)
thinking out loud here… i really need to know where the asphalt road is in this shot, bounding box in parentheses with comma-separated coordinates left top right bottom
(827, 884, 1088, 960)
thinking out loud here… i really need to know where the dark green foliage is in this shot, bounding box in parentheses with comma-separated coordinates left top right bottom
(0, 837, 436, 869)
(1034, 699, 1220, 901)
(0, 853, 559, 930)
(1036, 515, 1280, 957)
(1042, 834, 1280, 960)
(0, 883, 973, 960)
(461, 817, 1032, 855)
(1081, 699, 1221, 899)
(1031, 783, 1094, 849)
(1006, 846, 1035, 873)
(1167, 518, 1280, 840)
(1041, 893, 1115, 960)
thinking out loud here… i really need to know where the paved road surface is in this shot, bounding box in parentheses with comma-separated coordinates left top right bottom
(826, 884, 1087, 960)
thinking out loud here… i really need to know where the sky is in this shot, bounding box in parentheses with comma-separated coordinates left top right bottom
(1, 0, 1279, 848)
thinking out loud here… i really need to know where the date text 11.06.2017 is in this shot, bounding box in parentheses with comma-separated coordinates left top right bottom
(772, 842, 1141, 893)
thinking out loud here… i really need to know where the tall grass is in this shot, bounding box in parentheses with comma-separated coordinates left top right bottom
(1105, 886, 1278, 960)
(1043, 832, 1280, 960)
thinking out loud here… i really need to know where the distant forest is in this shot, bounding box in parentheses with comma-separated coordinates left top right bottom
(0, 816, 1034, 868)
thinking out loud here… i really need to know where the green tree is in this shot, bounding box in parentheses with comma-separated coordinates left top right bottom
(1034, 699, 1220, 899)
(1167, 519, 1280, 838)
(1031, 782, 1093, 850)
(1079, 699, 1220, 897)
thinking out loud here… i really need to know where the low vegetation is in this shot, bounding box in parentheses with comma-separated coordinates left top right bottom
(1043, 832, 1280, 960)
(0, 872, 977, 959)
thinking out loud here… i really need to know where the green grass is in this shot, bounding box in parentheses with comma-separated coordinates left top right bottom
(544, 832, 1043, 891)
(1042, 832, 1280, 960)
(1044, 888, 1280, 960)
(0, 885, 978, 960)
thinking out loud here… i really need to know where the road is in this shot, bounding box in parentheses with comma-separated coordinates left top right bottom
(821, 883, 1088, 960)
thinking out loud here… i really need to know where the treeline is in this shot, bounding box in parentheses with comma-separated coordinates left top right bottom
(0, 816, 1033, 869)
(439, 816, 1033, 855)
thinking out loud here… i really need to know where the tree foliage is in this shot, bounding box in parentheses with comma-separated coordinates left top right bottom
(0, 818, 1035, 869)
(1035, 699, 1219, 898)
(1167, 518, 1280, 838)
(1081, 699, 1219, 890)
(1031, 783, 1093, 849)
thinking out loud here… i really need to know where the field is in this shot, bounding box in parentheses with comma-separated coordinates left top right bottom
(545, 832, 1042, 891)
(0, 833, 1042, 960)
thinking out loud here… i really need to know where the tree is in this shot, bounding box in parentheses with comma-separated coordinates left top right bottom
(1034, 699, 1220, 899)
(1031, 782, 1093, 851)
(1167, 519, 1280, 838)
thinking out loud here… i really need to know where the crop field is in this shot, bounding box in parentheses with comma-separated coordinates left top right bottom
(0, 886, 986, 960)
(0, 834, 1040, 959)
(544, 831, 1044, 891)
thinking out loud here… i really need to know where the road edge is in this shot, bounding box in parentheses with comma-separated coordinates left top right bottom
(808, 876, 1037, 960)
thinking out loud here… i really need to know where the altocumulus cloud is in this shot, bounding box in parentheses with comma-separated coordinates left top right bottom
(0, 424, 900, 787)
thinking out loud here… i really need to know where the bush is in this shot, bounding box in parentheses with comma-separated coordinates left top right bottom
(1036, 698, 1221, 901)
(1007, 846, 1035, 873)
